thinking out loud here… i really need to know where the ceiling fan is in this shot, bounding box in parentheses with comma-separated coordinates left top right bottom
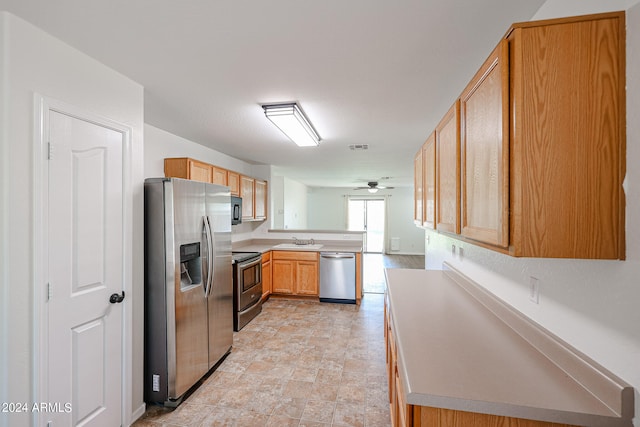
(354, 181, 394, 193)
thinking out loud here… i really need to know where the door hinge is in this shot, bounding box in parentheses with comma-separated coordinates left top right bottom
(47, 283, 52, 301)
(47, 142, 53, 160)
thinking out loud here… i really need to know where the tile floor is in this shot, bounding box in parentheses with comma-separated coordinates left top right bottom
(134, 254, 423, 427)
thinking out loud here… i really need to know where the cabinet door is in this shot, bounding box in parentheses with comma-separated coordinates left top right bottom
(261, 259, 271, 299)
(164, 157, 213, 183)
(240, 175, 255, 219)
(227, 171, 240, 196)
(187, 159, 213, 183)
(212, 167, 228, 186)
(414, 147, 424, 225)
(423, 132, 436, 230)
(436, 101, 461, 234)
(509, 16, 625, 259)
(295, 260, 318, 295)
(460, 41, 509, 247)
(272, 260, 294, 294)
(254, 180, 267, 220)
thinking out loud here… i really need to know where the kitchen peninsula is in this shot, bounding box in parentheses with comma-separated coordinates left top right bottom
(233, 230, 364, 302)
(384, 266, 634, 427)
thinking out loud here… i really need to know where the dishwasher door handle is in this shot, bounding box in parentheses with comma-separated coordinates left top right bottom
(321, 253, 355, 259)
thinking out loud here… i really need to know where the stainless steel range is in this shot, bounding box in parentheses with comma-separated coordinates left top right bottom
(232, 252, 263, 331)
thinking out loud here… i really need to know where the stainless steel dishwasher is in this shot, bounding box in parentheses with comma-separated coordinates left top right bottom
(319, 252, 356, 304)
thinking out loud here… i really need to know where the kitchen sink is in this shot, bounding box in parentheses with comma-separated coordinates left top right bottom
(273, 243, 324, 250)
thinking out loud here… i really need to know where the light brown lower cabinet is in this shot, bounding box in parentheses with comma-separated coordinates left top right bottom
(384, 294, 578, 427)
(271, 251, 319, 296)
(261, 252, 271, 300)
(409, 407, 577, 427)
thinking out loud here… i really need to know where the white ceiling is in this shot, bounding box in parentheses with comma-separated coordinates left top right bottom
(1, 0, 545, 188)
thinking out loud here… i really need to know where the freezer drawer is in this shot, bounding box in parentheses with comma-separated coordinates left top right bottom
(319, 252, 356, 304)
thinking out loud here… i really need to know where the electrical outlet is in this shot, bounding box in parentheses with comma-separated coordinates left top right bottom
(529, 277, 540, 304)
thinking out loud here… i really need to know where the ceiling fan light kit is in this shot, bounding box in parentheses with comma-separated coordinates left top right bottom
(355, 181, 394, 192)
(262, 103, 320, 147)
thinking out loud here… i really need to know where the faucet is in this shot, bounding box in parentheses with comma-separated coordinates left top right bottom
(292, 237, 314, 246)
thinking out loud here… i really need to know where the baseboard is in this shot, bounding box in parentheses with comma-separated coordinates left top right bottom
(382, 251, 425, 256)
(129, 403, 147, 426)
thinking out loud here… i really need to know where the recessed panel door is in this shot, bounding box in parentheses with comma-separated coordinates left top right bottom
(47, 110, 125, 426)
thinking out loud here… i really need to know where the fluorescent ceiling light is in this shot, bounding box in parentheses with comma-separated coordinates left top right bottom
(262, 103, 320, 147)
(368, 188, 379, 193)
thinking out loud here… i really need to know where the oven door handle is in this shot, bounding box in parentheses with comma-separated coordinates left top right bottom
(238, 256, 262, 270)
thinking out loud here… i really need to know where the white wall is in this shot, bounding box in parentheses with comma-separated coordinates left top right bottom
(307, 187, 349, 229)
(0, 12, 144, 427)
(283, 177, 309, 229)
(424, 1, 640, 424)
(385, 187, 425, 255)
(270, 176, 285, 229)
(308, 187, 425, 254)
(144, 124, 255, 179)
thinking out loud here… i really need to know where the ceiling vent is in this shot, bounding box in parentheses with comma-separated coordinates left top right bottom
(349, 144, 369, 151)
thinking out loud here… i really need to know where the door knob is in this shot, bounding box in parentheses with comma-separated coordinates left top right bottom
(109, 291, 125, 304)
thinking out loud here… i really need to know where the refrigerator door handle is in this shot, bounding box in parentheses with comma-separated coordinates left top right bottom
(203, 216, 214, 297)
(203, 216, 215, 297)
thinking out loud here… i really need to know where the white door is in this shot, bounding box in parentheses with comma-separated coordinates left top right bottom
(46, 109, 126, 426)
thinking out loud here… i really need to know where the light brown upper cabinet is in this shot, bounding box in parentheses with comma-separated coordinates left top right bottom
(212, 166, 228, 186)
(416, 12, 625, 259)
(413, 147, 424, 225)
(423, 132, 437, 230)
(436, 101, 461, 235)
(227, 171, 240, 196)
(164, 157, 213, 183)
(254, 180, 268, 221)
(240, 175, 255, 220)
(506, 12, 625, 258)
(164, 157, 268, 221)
(240, 176, 267, 221)
(460, 40, 510, 248)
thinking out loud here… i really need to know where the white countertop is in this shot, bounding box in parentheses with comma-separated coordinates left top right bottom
(384, 267, 633, 427)
(232, 239, 362, 254)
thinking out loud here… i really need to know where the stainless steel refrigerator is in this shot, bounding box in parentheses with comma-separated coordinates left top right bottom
(144, 178, 233, 406)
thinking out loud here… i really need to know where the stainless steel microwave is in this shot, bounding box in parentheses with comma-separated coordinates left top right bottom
(231, 196, 242, 225)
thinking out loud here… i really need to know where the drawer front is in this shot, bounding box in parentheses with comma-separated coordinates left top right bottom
(261, 251, 271, 263)
(272, 250, 318, 261)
